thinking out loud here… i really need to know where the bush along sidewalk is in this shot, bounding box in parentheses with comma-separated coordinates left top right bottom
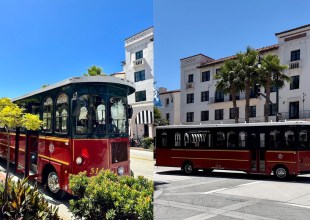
(69, 169, 153, 220)
(0, 178, 60, 220)
(140, 137, 154, 150)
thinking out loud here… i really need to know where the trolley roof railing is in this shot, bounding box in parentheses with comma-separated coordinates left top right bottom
(12, 76, 135, 101)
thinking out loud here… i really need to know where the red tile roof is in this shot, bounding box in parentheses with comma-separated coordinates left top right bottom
(180, 54, 214, 61)
(275, 24, 310, 36)
(197, 44, 279, 68)
(160, 89, 181, 95)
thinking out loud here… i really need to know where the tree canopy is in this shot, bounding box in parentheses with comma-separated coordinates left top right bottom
(154, 107, 168, 126)
(83, 65, 105, 76)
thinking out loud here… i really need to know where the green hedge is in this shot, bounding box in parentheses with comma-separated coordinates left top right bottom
(69, 170, 153, 220)
(0, 178, 59, 220)
(140, 137, 154, 150)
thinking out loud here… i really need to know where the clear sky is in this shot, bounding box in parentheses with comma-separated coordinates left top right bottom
(154, 0, 310, 91)
(0, 0, 152, 98)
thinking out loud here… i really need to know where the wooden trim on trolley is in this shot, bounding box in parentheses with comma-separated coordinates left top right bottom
(171, 149, 249, 153)
(266, 160, 297, 164)
(38, 154, 69, 166)
(266, 151, 297, 154)
(171, 156, 249, 162)
(39, 136, 70, 143)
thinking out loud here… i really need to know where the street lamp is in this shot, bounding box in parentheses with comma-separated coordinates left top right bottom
(257, 55, 280, 122)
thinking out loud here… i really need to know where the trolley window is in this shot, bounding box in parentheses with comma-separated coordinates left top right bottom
(55, 93, 69, 134)
(43, 97, 53, 133)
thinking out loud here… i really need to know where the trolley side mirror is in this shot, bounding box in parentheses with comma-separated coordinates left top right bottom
(127, 105, 133, 119)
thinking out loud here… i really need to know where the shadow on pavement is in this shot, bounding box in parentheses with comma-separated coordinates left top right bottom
(155, 169, 310, 184)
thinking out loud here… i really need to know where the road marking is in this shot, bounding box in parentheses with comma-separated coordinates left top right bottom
(155, 199, 277, 220)
(237, 181, 262, 187)
(224, 211, 277, 220)
(203, 188, 228, 194)
(279, 202, 310, 209)
(164, 178, 225, 190)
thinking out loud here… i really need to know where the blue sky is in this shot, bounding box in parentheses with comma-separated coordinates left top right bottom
(0, 0, 152, 98)
(154, 0, 310, 91)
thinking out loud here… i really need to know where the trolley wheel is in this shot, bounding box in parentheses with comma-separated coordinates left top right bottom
(46, 170, 66, 200)
(274, 166, 288, 179)
(182, 162, 194, 175)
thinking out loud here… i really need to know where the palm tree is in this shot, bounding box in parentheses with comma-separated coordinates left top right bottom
(235, 47, 259, 123)
(215, 59, 241, 123)
(83, 65, 105, 76)
(257, 54, 289, 122)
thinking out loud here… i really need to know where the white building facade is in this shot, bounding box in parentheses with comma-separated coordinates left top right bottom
(180, 24, 310, 125)
(124, 27, 154, 139)
(158, 88, 181, 125)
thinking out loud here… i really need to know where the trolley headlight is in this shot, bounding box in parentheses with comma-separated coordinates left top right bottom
(76, 156, 83, 165)
(117, 166, 124, 176)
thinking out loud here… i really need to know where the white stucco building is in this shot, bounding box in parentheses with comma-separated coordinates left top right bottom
(124, 27, 154, 138)
(158, 87, 181, 125)
(179, 24, 310, 124)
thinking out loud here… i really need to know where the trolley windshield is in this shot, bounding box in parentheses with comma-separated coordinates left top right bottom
(74, 94, 128, 138)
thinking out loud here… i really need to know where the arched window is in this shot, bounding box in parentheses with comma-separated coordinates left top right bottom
(216, 131, 226, 148)
(299, 130, 308, 149)
(175, 132, 181, 147)
(162, 132, 168, 147)
(239, 131, 247, 148)
(43, 97, 53, 133)
(55, 93, 69, 134)
(270, 130, 280, 149)
(284, 130, 295, 148)
(184, 133, 189, 146)
(96, 104, 106, 124)
(227, 131, 237, 148)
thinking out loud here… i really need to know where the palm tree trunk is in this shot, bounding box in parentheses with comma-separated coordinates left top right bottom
(264, 79, 271, 122)
(245, 79, 251, 123)
(230, 86, 239, 123)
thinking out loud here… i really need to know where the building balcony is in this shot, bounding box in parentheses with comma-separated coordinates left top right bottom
(289, 60, 301, 69)
(186, 82, 194, 89)
(132, 58, 145, 68)
(208, 93, 256, 104)
(278, 110, 310, 120)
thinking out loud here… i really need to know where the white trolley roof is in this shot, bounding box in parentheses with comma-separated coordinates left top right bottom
(12, 76, 135, 101)
(156, 121, 310, 130)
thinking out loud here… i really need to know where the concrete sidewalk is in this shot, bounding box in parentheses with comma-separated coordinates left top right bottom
(0, 166, 72, 220)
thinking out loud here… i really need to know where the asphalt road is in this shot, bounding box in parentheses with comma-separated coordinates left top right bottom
(154, 166, 310, 220)
(130, 147, 154, 180)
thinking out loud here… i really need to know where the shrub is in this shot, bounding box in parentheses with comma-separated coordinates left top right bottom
(69, 170, 153, 220)
(140, 137, 154, 150)
(0, 178, 59, 220)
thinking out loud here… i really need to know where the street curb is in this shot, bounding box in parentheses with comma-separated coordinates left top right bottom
(154, 188, 163, 199)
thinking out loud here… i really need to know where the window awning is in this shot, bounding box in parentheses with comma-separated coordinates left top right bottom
(135, 110, 153, 124)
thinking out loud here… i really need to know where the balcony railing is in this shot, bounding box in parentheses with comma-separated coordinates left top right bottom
(289, 60, 301, 69)
(132, 58, 145, 68)
(278, 110, 310, 120)
(208, 94, 257, 104)
(209, 97, 228, 103)
(186, 82, 194, 89)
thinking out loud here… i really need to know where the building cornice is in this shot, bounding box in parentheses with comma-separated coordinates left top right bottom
(125, 27, 154, 46)
(197, 44, 279, 69)
(275, 24, 310, 36)
(160, 90, 181, 95)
